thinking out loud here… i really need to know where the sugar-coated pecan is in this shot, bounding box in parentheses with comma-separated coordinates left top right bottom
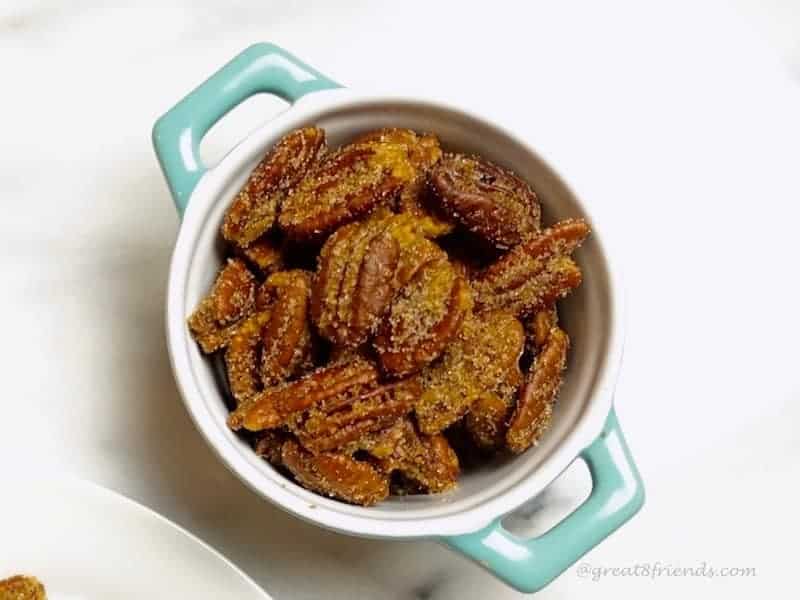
(224, 309, 272, 406)
(528, 306, 559, 352)
(228, 359, 379, 431)
(375, 258, 472, 377)
(312, 212, 448, 347)
(236, 235, 285, 277)
(188, 258, 257, 353)
(430, 154, 541, 249)
(222, 127, 326, 247)
(253, 429, 288, 466)
(416, 311, 524, 434)
(377, 418, 459, 493)
(292, 378, 418, 453)
(474, 219, 590, 317)
(281, 439, 389, 506)
(506, 326, 569, 453)
(278, 138, 418, 241)
(258, 270, 315, 386)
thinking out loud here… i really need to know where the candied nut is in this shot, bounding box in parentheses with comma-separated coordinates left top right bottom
(222, 127, 326, 247)
(236, 235, 284, 277)
(528, 306, 559, 351)
(225, 309, 272, 406)
(375, 258, 472, 377)
(254, 429, 287, 466)
(430, 154, 541, 249)
(0, 575, 46, 599)
(292, 378, 418, 453)
(228, 359, 379, 431)
(506, 326, 569, 453)
(377, 418, 459, 493)
(278, 138, 418, 241)
(259, 270, 315, 386)
(281, 439, 389, 506)
(188, 258, 257, 353)
(473, 219, 590, 317)
(312, 212, 448, 347)
(465, 393, 513, 450)
(416, 311, 524, 434)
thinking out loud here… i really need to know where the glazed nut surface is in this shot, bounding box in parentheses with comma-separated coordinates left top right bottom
(222, 127, 326, 247)
(430, 154, 541, 249)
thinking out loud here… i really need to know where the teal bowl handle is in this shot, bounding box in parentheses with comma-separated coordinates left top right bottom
(152, 43, 340, 215)
(443, 409, 644, 593)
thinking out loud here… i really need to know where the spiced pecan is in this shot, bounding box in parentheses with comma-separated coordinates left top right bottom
(312, 211, 448, 347)
(228, 359, 379, 431)
(473, 219, 590, 317)
(278, 138, 418, 241)
(253, 429, 288, 466)
(376, 418, 459, 493)
(221, 127, 325, 247)
(506, 326, 569, 453)
(258, 270, 315, 386)
(416, 310, 524, 434)
(235, 235, 284, 277)
(292, 378, 418, 453)
(375, 257, 472, 377)
(429, 154, 541, 249)
(281, 439, 389, 506)
(188, 258, 257, 353)
(224, 309, 272, 406)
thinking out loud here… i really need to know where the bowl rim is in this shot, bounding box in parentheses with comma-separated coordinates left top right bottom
(165, 88, 625, 538)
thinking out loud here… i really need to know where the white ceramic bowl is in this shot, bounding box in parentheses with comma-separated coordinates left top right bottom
(154, 43, 644, 593)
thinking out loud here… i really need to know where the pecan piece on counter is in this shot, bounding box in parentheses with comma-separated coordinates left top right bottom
(281, 439, 389, 506)
(258, 270, 315, 386)
(278, 137, 418, 242)
(188, 258, 257, 353)
(416, 310, 525, 435)
(228, 358, 379, 431)
(374, 257, 472, 377)
(291, 377, 418, 453)
(473, 219, 590, 317)
(429, 154, 541, 249)
(222, 127, 326, 247)
(506, 325, 569, 453)
(376, 418, 459, 493)
(311, 211, 447, 348)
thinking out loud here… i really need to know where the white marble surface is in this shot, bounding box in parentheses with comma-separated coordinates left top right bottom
(2, 1, 799, 598)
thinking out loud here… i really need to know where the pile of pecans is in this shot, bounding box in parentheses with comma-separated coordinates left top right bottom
(188, 127, 589, 505)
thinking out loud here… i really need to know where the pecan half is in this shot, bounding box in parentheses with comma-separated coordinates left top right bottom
(222, 127, 326, 247)
(235, 235, 284, 277)
(281, 439, 389, 506)
(375, 258, 472, 377)
(506, 326, 569, 453)
(312, 212, 448, 347)
(416, 311, 524, 434)
(473, 219, 590, 317)
(259, 270, 315, 386)
(253, 429, 288, 466)
(292, 378, 418, 453)
(228, 359, 379, 431)
(429, 154, 541, 249)
(377, 418, 459, 493)
(188, 258, 257, 353)
(224, 309, 272, 406)
(278, 138, 417, 241)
